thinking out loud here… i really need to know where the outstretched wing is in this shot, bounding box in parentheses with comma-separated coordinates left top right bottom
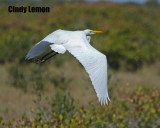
(26, 41, 51, 60)
(65, 40, 110, 105)
(25, 30, 66, 60)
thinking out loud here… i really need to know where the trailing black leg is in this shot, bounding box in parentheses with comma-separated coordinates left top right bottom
(41, 50, 54, 60)
(32, 50, 57, 64)
(41, 52, 58, 63)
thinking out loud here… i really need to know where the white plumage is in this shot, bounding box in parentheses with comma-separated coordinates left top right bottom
(26, 29, 110, 105)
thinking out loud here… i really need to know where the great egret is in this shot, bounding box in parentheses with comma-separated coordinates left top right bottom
(26, 29, 110, 105)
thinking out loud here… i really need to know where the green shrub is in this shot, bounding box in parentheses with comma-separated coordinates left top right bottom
(0, 2, 160, 70)
(8, 63, 27, 92)
(29, 64, 46, 91)
(1, 87, 160, 128)
(50, 73, 71, 90)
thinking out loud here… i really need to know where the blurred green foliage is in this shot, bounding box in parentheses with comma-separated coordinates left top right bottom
(8, 62, 27, 91)
(0, 1, 160, 127)
(8, 62, 72, 91)
(0, 87, 160, 127)
(0, 2, 160, 70)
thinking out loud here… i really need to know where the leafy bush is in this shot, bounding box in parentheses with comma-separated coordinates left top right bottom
(0, 2, 160, 70)
(50, 74, 71, 91)
(8, 63, 45, 91)
(1, 87, 160, 128)
(8, 63, 27, 92)
(8, 61, 73, 92)
(29, 64, 46, 91)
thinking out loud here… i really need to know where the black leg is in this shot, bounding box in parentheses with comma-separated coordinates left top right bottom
(32, 50, 58, 64)
(41, 52, 58, 63)
(41, 50, 54, 60)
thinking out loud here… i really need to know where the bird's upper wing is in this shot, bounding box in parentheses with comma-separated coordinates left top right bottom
(26, 30, 67, 59)
(26, 41, 51, 60)
(64, 39, 110, 105)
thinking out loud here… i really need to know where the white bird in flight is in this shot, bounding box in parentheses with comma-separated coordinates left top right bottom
(26, 29, 110, 105)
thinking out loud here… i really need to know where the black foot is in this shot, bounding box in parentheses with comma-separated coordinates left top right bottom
(32, 58, 46, 64)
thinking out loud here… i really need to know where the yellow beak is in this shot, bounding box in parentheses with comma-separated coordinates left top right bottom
(91, 30, 103, 34)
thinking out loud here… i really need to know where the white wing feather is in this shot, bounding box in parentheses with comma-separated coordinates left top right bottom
(64, 39, 110, 105)
(50, 44, 66, 54)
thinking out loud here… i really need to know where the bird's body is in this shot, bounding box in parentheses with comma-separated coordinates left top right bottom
(26, 29, 110, 105)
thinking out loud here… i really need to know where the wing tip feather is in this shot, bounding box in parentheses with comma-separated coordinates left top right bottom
(98, 95, 110, 105)
(25, 54, 31, 60)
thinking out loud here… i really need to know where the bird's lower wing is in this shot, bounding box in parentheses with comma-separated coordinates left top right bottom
(65, 43, 110, 105)
(26, 41, 51, 60)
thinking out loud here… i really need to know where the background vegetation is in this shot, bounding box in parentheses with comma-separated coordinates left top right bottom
(0, 1, 160, 127)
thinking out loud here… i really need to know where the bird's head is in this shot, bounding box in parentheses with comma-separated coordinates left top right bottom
(84, 29, 103, 36)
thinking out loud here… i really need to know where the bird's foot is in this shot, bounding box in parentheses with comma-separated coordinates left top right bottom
(32, 58, 45, 64)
